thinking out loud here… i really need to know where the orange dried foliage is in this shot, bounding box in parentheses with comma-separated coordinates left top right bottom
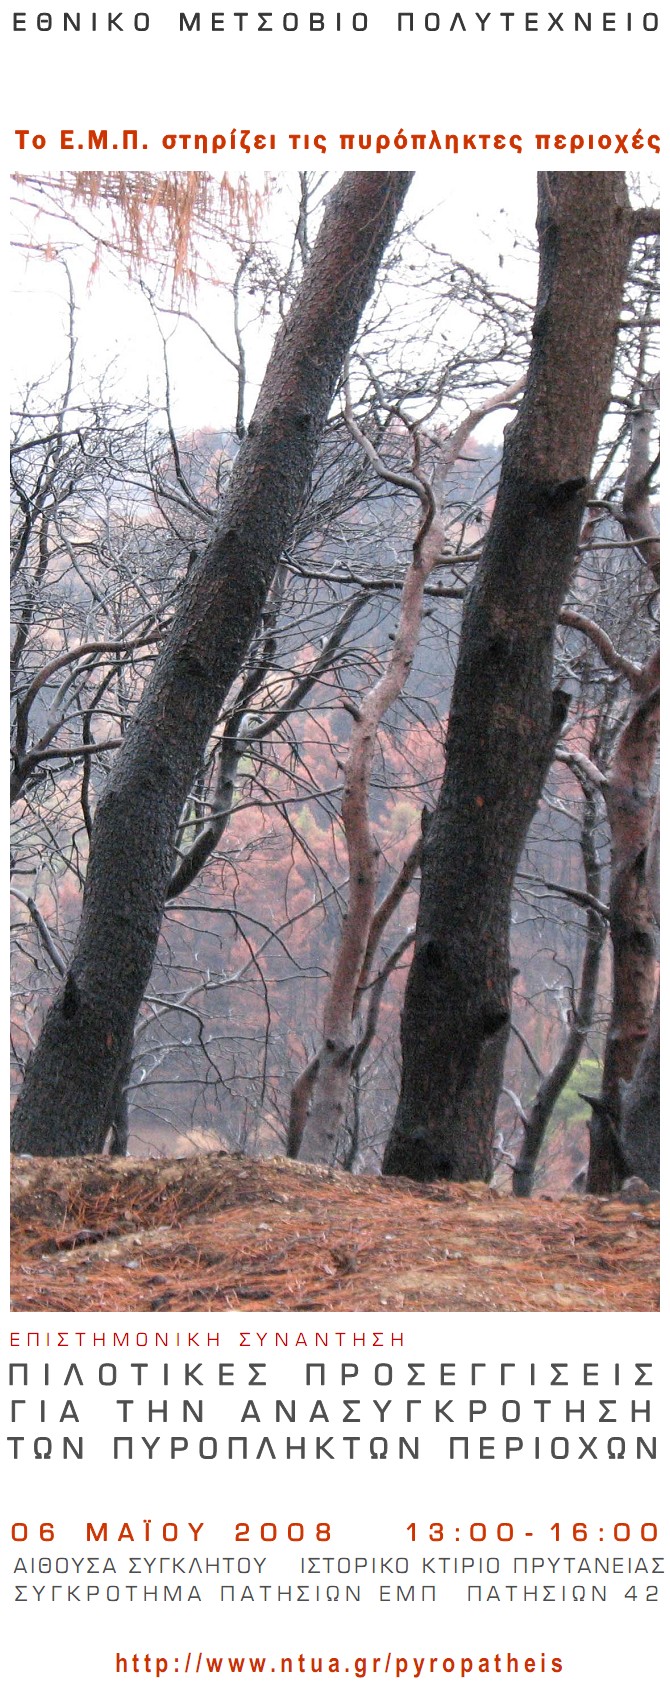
(11, 1153, 659, 1315)
(14, 171, 268, 297)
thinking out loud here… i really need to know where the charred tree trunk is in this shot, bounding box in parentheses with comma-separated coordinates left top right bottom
(11, 171, 413, 1157)
(106, 1039, 133, 1156)
(583, 362, 660, 1193)
(618, 992, 660, 1189)
(383, 172, 634, 1184)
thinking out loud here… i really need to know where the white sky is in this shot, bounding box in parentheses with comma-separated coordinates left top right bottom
(10, 170, 542, 441)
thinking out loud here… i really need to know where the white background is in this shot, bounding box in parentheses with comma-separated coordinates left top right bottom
(4, 1313, 666, 1685)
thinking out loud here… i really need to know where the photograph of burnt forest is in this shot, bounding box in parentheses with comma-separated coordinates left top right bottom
(10, 170, 660, 1312)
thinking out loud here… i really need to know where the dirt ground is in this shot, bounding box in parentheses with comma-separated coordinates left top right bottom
(10, 1151, 659, 1314)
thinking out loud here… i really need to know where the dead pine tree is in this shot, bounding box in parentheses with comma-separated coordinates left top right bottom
(383, 172, 659, 1186)
(11, 171, 414, 1157)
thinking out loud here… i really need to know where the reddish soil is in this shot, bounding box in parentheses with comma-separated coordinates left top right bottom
(10, 1151, 659, 1314)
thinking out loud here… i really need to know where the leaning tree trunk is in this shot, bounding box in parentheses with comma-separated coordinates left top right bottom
(383, 171, 634, 1184)
(11, 171, 413, 1157)
(584, 372, 660, 1193)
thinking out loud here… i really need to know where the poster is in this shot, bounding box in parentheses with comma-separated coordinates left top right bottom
(5, 7, 664, 1690)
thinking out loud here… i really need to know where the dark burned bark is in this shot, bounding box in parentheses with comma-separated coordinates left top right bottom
(383, 172, 634, 1185)
(618, 992, 660, 1189)
(582, 360, 660, 1194)
(512, 788, 606, 1196)
(11, 171, 413, 1157)
(619, 792, 661, 1189)
(106, 1039, 133, 1157)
